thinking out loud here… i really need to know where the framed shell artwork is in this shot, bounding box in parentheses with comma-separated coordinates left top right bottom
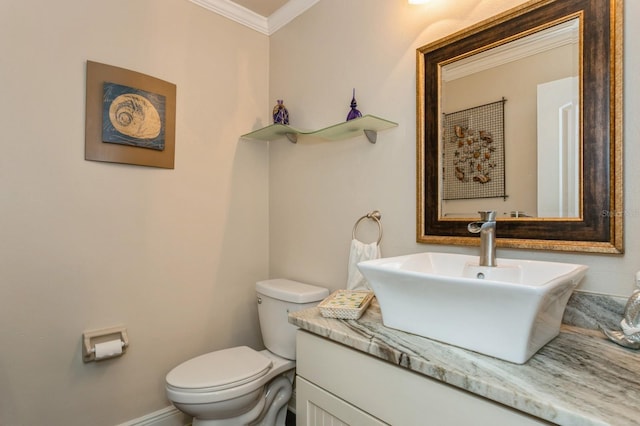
(85, 60, 176, 169)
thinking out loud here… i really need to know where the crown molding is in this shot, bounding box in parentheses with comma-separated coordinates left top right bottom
(268, 0, 320, 34)
(190, 0, 319, 36)
(442, 18, 579, 82)
(190, 0, 269, 34)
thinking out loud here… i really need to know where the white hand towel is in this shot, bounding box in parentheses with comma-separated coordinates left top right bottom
(347, 239, 381, 291)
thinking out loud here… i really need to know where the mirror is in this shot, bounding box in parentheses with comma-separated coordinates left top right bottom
(441, 18, 579, 219)
(417, 0, 623, 253)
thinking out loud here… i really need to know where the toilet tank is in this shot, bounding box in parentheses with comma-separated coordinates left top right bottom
(256, 279, 329, 360)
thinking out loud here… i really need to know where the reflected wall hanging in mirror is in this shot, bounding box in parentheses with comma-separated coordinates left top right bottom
(416, 0, 623, 253)
(442, 99, 506, 201)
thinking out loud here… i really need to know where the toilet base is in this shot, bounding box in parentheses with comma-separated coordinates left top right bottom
(190, 374, 292, 426)
(192, 393, 265, 426)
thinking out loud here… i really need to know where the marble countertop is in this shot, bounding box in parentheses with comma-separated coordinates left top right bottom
(289, 299, 640, 426)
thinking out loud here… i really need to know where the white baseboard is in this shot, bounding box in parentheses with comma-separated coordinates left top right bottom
(117, 406, 191, 426)
(117, 390, 296, 426)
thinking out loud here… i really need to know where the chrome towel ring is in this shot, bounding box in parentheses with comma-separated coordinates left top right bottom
(352, 210, 383, 245)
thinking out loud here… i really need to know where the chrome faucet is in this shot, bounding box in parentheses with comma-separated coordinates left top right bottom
(467, 211, 497, 267)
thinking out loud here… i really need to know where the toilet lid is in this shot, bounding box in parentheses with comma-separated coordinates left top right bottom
(166, 346, 272, 392)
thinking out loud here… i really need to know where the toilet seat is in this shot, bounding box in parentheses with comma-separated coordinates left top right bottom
(166, 346, 272, 393)
(166, 348, 295, 405)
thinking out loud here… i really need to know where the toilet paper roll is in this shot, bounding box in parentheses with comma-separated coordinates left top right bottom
(94, 340, 123, 360)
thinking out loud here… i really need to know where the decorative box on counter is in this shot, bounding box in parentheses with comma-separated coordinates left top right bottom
(318, 290, 374, 320)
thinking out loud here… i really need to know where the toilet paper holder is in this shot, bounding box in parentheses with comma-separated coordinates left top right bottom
(82, 325, 129, 363)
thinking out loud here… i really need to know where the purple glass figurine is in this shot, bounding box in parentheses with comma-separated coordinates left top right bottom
(273, 99, 289, 125)
(346, 89, 362, 121)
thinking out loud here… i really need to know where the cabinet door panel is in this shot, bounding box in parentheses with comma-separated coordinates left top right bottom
(296, 377, 388, 426)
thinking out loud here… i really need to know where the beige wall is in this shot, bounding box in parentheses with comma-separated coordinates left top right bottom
(268, 0, 639, 296)
(0, 0, 269, 425)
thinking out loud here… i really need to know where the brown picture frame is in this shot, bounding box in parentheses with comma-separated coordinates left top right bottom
(416, 0, 623, 253)
(85, 60, 176, 168)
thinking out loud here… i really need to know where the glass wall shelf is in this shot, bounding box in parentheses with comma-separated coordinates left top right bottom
(241, 114, 398, 144)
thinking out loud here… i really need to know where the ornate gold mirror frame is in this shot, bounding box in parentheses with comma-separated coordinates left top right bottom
(416, 0, 623, 253)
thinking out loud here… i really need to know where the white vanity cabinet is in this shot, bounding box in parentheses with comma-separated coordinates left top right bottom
(295, 330, 549, 426)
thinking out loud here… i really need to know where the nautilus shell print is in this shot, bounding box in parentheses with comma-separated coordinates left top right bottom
(102, 82, 166, 151)
(109, 94, 161, 139)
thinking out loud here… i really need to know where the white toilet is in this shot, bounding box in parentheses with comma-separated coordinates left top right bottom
(166, 279, 329, 426)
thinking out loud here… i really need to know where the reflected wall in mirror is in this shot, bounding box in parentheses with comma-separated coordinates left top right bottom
(441, 18, 579, 219)
(417, 0, 623, 253)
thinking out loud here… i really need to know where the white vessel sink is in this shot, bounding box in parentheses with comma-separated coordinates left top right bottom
(357, 252, 587, 363)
